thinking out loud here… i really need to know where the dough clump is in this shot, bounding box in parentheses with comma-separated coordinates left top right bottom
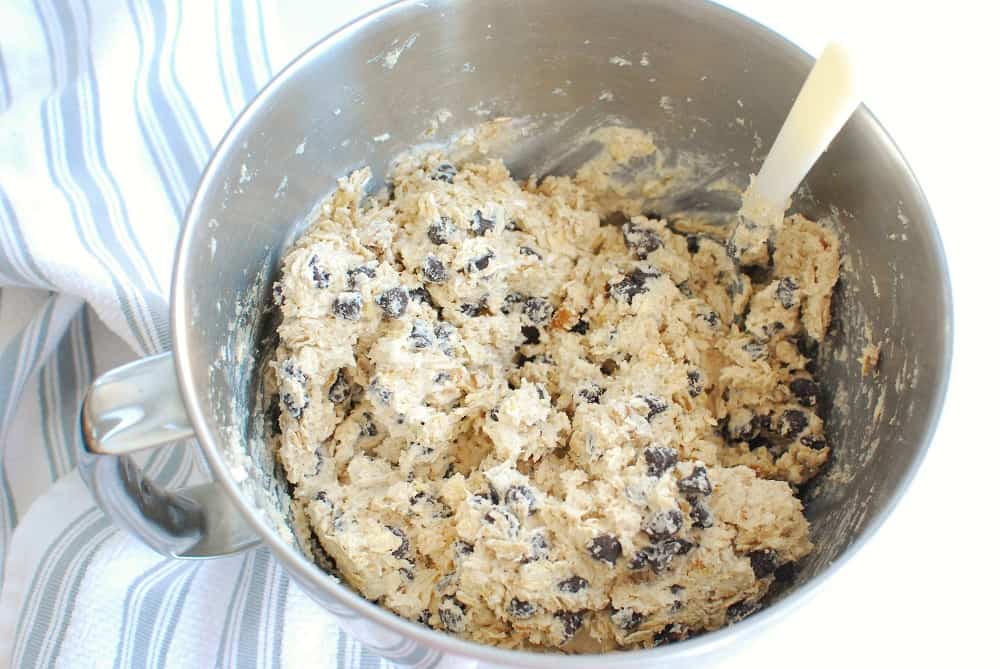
(269, 135, 840, 651)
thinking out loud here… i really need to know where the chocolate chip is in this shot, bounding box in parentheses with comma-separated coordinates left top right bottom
(676, 280, 694, 298)
(434, 322, 456, 354)
(557, 576, 589, 593)
(776, 277, 798, 309)
(627, 548, 649, 571)
(522, 531, 549, 563)
(642, 508, 684, 541)
(678, 465, 712, 495)
(387, 526, 409, 559)
(789, 378, 819, 406)
(686, 235, 700, 254)
(654, 623, 684, 646)
(794, 335, 820, 361)
(409, 319, 434, 349)
(754, 412, 772, 431)
(586, 534, 622, 565)
(360, 411, 378, 437)
(748, 549, 778, 578)
(328, 370, 350, 404)
(333, 291, 362, 320)
(418, 609, 431, 625)
(556, 611, 583, 640)
(628, 539, 694, 573)
(524, 297, 553, 324)
(460, 297, 489, 317)
(501, 292, 527, 317)
(515, 352, 552, 367)
(699, 310, 721, 329)
(608, 268, 660, 304)
(642, 395, 667, 419)
(773, 560, 797, 584)
(622, 222, 663, 259)
(569, 318, 589, 334)
(779, 409, 808, 437)
(800, 435, 827, 450)
(309, 255, 330, 288)
(484, 506, 520, 536)
(687, 369, 704, 397)
(469, 210, 495, 236)
(281, 359, 308, 385)
(726, 599, 759, 622)
(369, 378, 393, 405)
(689, 496, 713, 528)
(488, 407, 499, 421)
(345, 264, 376, 290)
(281, 392, 308, 420)
(577, 383, 604, 404)
(519, 246, 542, 259)
(272, 281, 285, 306)
(505, 485, 538, 515)
(454, 540, 474, 558)
(508, 598, 536, 618)
(743, 264, 772, 285)
(432, 163, 457, 183)
(610, 608, 643, 632)
(408, 285, 434, 306)
(376, 287, 409, 318)
(468, 250, 494, 272)
(521, 325, 540, 344)
(422, 256, 448, 283)
(279, 361, 309, 419)
(428, 216, 456, 245)
(644, 446, 678, 477)
(743, 340, 768, 360)
(438, 596, 466, 632)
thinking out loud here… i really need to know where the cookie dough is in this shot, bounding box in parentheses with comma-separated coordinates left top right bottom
(267, 131, 840, 651)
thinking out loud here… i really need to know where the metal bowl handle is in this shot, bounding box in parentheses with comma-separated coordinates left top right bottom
(79, 352, 260, 558)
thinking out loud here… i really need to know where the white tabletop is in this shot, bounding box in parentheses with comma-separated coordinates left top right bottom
(272, 1, 995, 666)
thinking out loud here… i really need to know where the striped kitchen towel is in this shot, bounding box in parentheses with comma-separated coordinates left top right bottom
(0, 1, 419, 666)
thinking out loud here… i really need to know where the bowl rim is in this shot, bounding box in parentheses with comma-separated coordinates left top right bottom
(172, 0, 954, 665)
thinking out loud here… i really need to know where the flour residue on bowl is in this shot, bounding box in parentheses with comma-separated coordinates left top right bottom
(369, 33, 419, 70)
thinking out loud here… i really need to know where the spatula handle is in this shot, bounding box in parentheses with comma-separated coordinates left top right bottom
(744, 42, 862, 224)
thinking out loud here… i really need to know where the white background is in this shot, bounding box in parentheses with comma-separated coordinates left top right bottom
(271, 1, 999, 666)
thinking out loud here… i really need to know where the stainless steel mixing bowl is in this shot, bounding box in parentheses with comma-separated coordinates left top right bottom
(79, 1, 952, 666)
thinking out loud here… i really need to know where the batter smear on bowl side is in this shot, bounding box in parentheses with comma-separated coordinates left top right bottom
(266, 128, 840, 651)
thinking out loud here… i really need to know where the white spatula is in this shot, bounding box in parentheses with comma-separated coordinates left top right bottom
(730, 42, 862, 264)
